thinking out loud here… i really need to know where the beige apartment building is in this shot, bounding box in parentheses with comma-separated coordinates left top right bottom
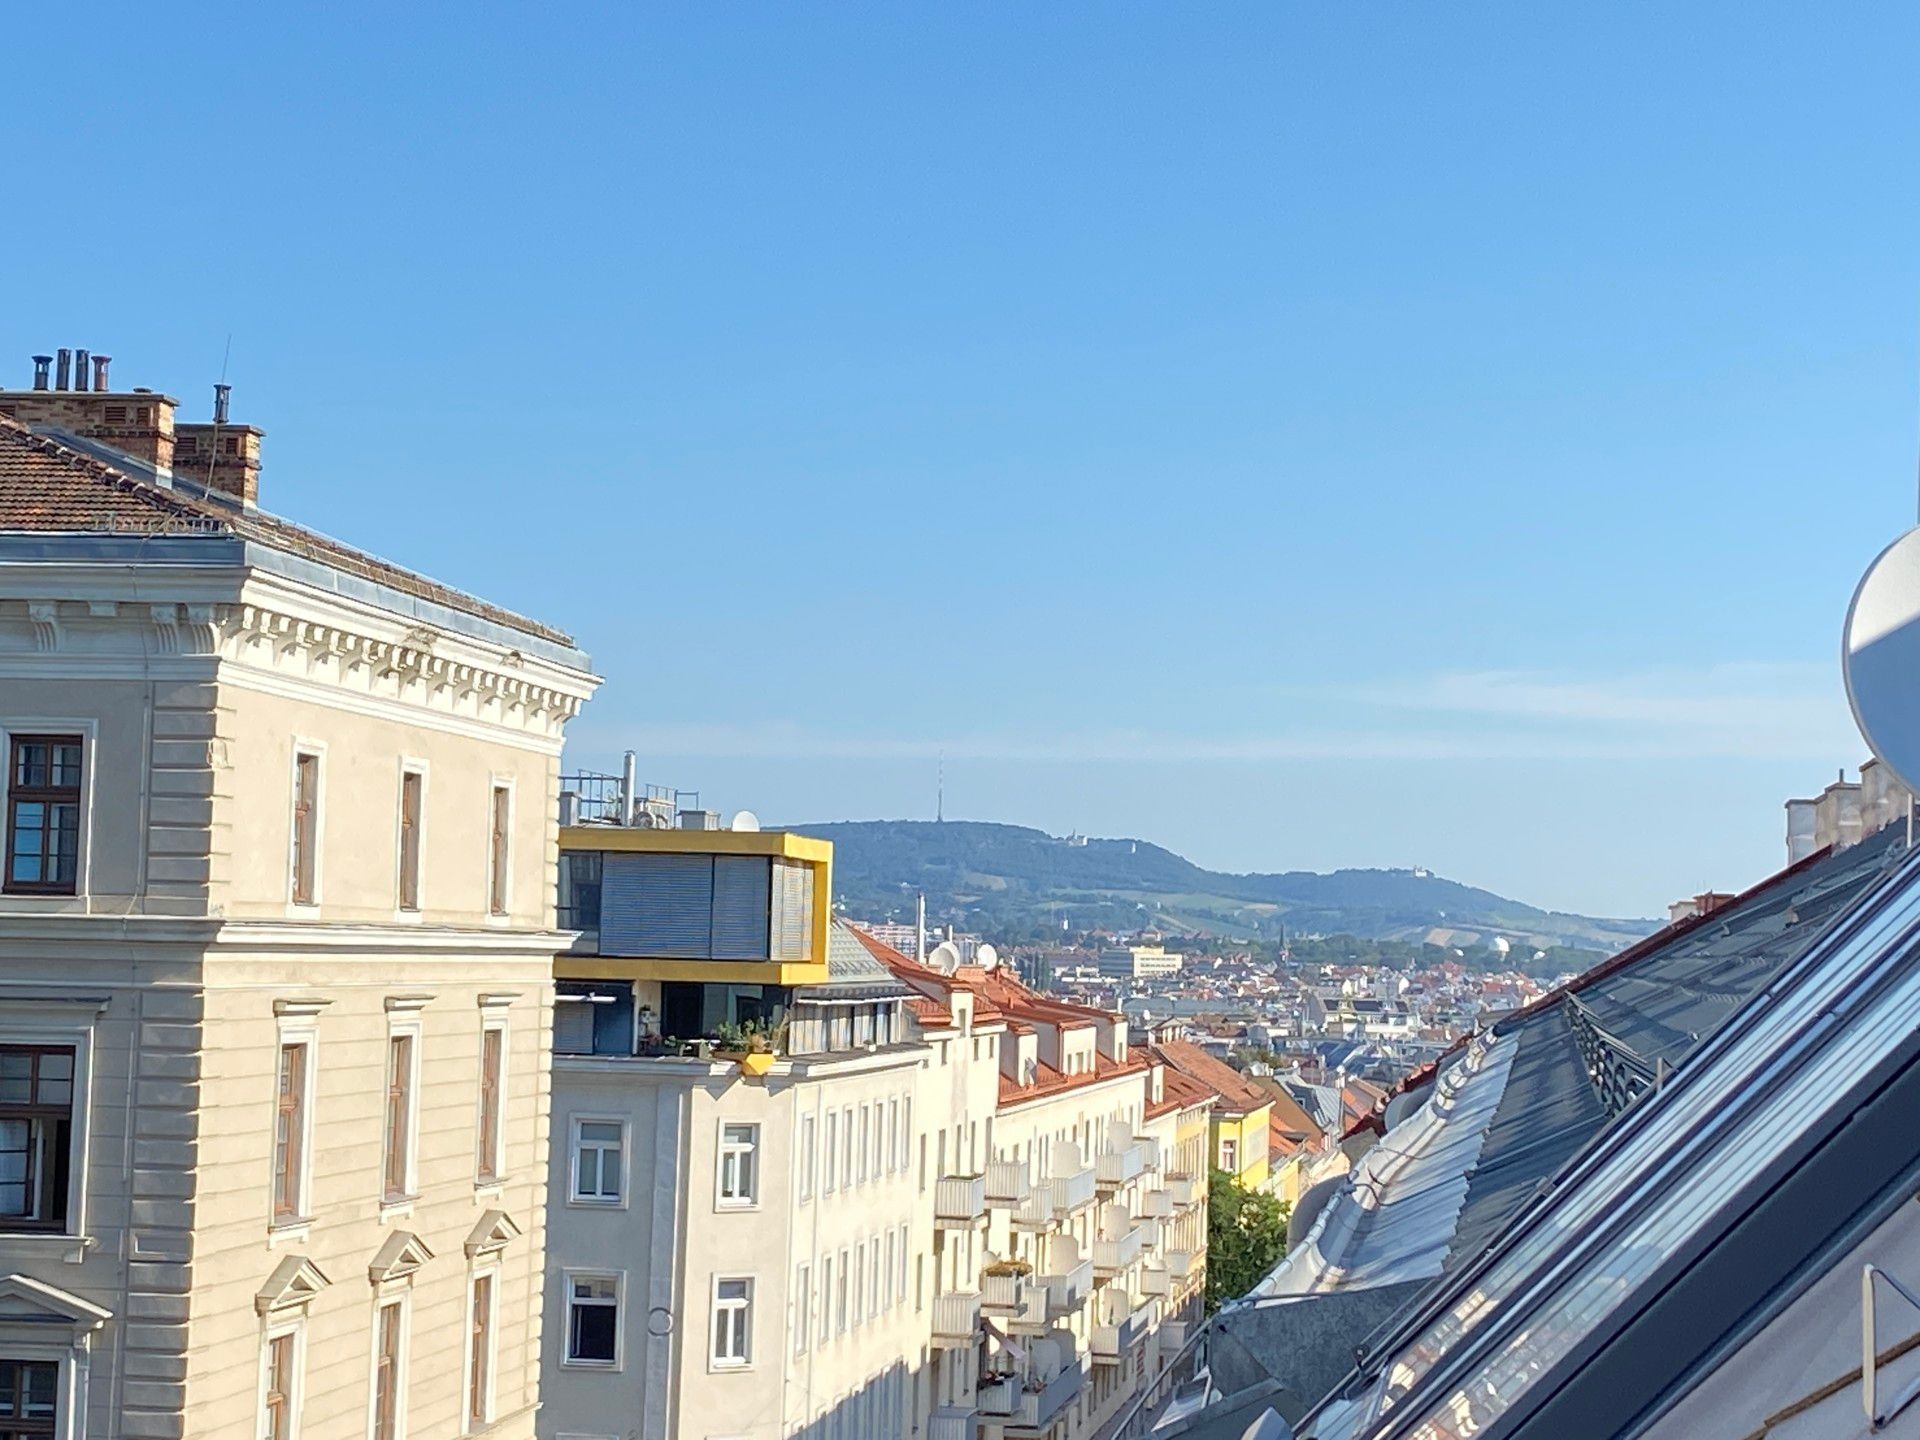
(0, 356, 597, 1438)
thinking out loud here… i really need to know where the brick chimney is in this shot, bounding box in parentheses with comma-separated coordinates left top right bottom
(0, 350, 178, 469)
(173, 382, 262, 509)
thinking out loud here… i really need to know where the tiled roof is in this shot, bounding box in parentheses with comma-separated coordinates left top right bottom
(1153, 1039, 1272, 1117)
(997, 1049, 1149, 1108)
(0, 416, 574, 646)
(1253, 1077, 1327, 1148)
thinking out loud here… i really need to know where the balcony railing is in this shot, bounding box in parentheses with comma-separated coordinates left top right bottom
(1139, 1188, 1173, 1220)
(931, 1289, 983, 1346)
(935, 1172, 988, 1228)
(982, 1270, 1047, 1330)
(1043, 1257, 1094, 1320)
(1165, 1172, 1201, 1208)
(1002, 1361, 1087, 1434)
(1139, 1264, 1171, 1298)
(1166, 1248, 1196, 1279)
(1160, 1318, 1189, 1351)
(978, 1376, 1019, 1416)
(929, 1406, 978, 1440)
(1094, 1224, 1144, 1276)
(986, 1158, 1032, 1208)
(1093, 1296, 1158, 1363)
(1047, 1167, 1097, 1217)
(1097, 1136, 1159, 1190)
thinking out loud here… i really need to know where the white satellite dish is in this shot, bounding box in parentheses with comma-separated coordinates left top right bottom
(729, 810, 761, 833)
(1844, 528, 1920, 793)
(927, 941, 962, 975)
(975, 943, 999, 970)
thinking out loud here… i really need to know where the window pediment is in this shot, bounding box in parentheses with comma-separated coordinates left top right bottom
(368, 1230, 434, 1286)
(465, 1209, 520, 1259)
(0, 1273, 110, 1332)
(256, 1254, 331, 1315)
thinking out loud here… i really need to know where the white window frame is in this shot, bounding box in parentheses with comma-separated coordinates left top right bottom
(852, 1244, 865, 1331)
(380, 1007, 424, 1209)
(258, 1312, 307, 1440)
(568, 1114, 628, 1207)
(286, 739, 326, 910)
(716, 1121, 759, 1209)
(0, 717, 98, 906)
(365, 1287, 411, 1440)
(484, 777, 514, 922)
(835, 1247, 849, 1336)
(269, 1011, 321, 1237)
(560, 1268, 624, 1371)
(709, 1275, 754, 1372)
(856, 1105, 869, 1185)
(462, 1262, 500, 1432)
(1220, 1137, 1238, 1174)
(792, 1261, 811, 1356)
(394, 758, 428, 919)
(0, 1004, 100, 1246)
(475, 1004, 510, 1189)
(886, 1099, 898, 1175)
(823, 1111, 837, 1194)
(797, 1113, 815, 1205)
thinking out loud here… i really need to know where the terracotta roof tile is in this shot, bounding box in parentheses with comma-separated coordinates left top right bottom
(1152, 1039, 1272, 1117)
(0, 416, 574, 646)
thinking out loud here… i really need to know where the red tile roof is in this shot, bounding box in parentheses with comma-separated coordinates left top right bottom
(1152, 1040, 1272, 1118)
(0, 415, 574, 646)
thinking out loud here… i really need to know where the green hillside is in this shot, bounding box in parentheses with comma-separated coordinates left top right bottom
(790, 819, 1654, 951)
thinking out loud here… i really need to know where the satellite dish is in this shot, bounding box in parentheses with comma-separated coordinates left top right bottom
(927, 941, 962, 975)
(975, 943, 999, 970)
(1844, 528, 1920, 792)
(729, 810, 761, 833)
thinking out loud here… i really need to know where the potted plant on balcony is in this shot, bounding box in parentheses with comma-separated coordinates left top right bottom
(714, 1019, 782, 1077)
(982, 1258, 1033, 1278)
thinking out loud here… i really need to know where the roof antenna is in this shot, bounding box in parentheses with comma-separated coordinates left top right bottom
(204, 334, 231, 493)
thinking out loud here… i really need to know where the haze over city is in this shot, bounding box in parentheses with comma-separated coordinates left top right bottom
(9, 2, 1917, 914)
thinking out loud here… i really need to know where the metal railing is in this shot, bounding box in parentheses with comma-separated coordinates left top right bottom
(935, 1172, 988, 1226)
(986, 1157, 1032, 1207)
(931, 1288, 983, 1344)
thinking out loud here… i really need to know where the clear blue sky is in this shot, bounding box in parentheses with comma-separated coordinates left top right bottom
(9, 3, 1918, 917)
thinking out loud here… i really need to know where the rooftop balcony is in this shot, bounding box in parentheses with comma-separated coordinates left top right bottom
(928, 1405, 977, 1440)
(1094, 1222, 1145, 1276)
(1165, 1171, 1202, 1208)
(985, 1157, 1033, 1208)
(997, 1360, 1087, 1435)
(935, 1172, 988, 1229)
(982, 1268, 1048, 1331)
(1093, 1295, 1158, 1364)
(931, 1289, 983, 1348)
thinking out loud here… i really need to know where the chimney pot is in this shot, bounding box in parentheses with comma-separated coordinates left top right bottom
(92, 355, 111, 391)
(212, 383, 231, 425)
(30, 356, 51, 391)
(54, 350, 71, 391)
(73, 350, 90, 393)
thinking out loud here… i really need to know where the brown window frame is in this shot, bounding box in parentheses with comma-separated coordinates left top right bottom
(262, 1331, 295, 1440)
(398, 770, 423, 912)
(372, 1299, 403, 1440)
(272, 1042, 308, 1224)
(290, 752, 320, 905)
(487, 785, 510, 917)
(476, 1026, 503, 1183)
(0, 1357, 59, 1437)
(382, 1033, 414, 1202)
(0, 1045, 75, 1234)
(468, 1272, 494, 1426)
(4, 734, 82, 897)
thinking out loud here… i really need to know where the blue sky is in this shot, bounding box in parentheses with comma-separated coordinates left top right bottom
(7, 3, 1917, 916)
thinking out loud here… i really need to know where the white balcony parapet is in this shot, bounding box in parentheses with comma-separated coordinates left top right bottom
(982, 1269, 1046, 1330)
(929, 1405, 978, 1440)
(1001, 1361, 1087, 1434)
(1166, 1248, 1196, 1279)
(1139, 1263, 1171, 1298)
(1092, 1295, 1159, 1362)
(1161, 1318, 1190, 1351)
(931, 1289, 983, 1346)
(1094, 1223, 1144, 1275)
(977, 1376, 1019, 1416)
(1097, 1135, 1158, 1190)
(1048, 1167, 1097, 1217)
(1165, 1172, 1202, 1208)
(935, 1172, 988, 1228)
(1140, 1188, 1173, 1220)
(1042, 1257, 1094, 1320)
(986, 1158, 1032, 1207)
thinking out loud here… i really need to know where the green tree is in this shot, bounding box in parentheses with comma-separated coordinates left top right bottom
(1205, 1167, 1288, 1312)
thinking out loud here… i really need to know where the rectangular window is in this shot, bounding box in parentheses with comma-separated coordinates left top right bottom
(897, 1225, 908, 1299)
(798, 1114, 816, 1204)
(291, 750, 320, 904)
(887, 1099, 899, 1174)
(476, 1024, 504, 1183)
(0, 1359, 57, 1438)
(4, 735, 81, 896)
(272, 1042, 308, 1223)
(841, 1107, 853, 1187)
(823, 1111, 838, 1194)
(868, 1237, 880, 1320)
(263, 1330, 298, 1440)
(372, 1299, 404, 1440)
(398, 769, 423, 912)
(0, 1046, 73, 1231)
(836, 1249, 849, 1336)
(856, 1106, 869, 1185)
(570, 1118, 623, 1204)
(819, 1254, 833, 1344)
(711, 1277, 752, 1368)
(565, 1273, 621, 1367)
(793, 1262, 812, 1355)
(467, 1273, 494, 1428)
(487, 785, 510, 917)
(884, 1230, 896, 1310)
(1220, 1137, 1238, 1174)
(853, 1246, 865, 1329)
(900, 1097, 911, 1172)
(718, 1123, 758, 1206)
(382, 1032, 414, 1201)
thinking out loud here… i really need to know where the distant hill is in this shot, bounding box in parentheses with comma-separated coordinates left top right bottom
(789, 819, 1655, 953)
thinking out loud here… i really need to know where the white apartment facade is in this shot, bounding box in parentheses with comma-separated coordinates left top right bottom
(0, 365, 597, 1439)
